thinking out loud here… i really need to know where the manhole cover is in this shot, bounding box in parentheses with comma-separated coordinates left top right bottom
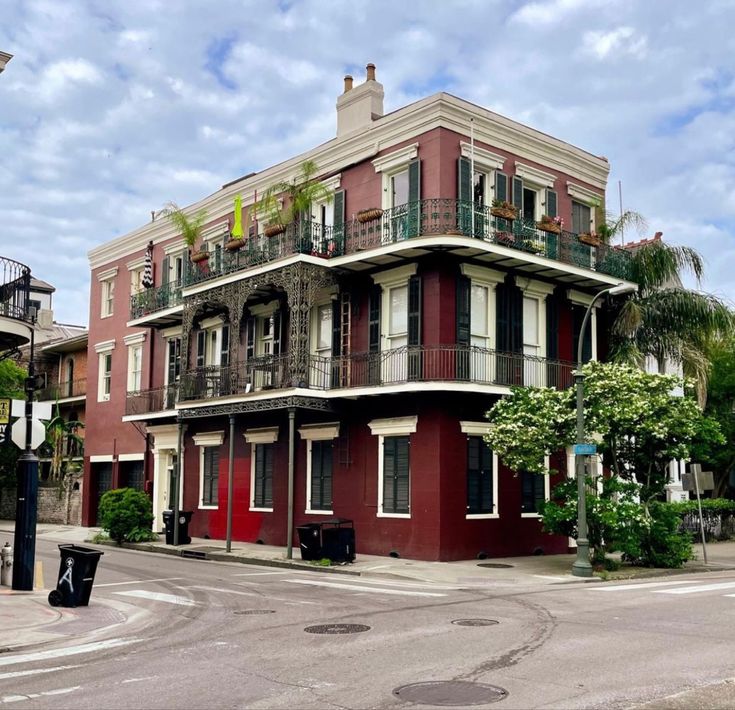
(234, 610, 275, 615)
(393, 681, 507, 706)
(451, 618, 499, 627)
(477, 562, 514, 569)
(304, 623, 370, 635)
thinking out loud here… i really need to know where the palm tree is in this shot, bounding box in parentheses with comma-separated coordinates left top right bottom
(44, 405, 85, 481)
(162, 202, 208, 256)
(610, 236, 734, 404)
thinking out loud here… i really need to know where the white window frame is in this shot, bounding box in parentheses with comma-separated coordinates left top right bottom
(567, 182, 601, 233)
(244, 427, 279, 512)
(460, 142, 505, 227)
(299, 423, 340, 515)
(521, 455, 551, 519)
(372, 264, 418, 351)
(460, 421, 500, 520)
(94, 339, 115, 402)
(162, 325, 183, 388)
(368, 416, 417, 519)
(193, 431, 225, 510)
(372, 143, 418, 212)
(124, 332, 146, 393)
(250, 301, 279, 357)
(98, 267, 117, 319)
(127, 256, 146, 297)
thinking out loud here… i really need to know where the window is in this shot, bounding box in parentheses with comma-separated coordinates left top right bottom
(245, 427, 278, 511)
(253, 444, 273, 509)
(521, 456, 551, 516)
(391, 170, 409, 207)
(522, 297, 540, 358)
(130, 267, 145, 296)
(101, 278, 115, 318)
(522, 187, 537, 221)
(369, 416, 417, 518)
(95, 339, 115, 402)
(166, 337, 181, 385)
(572, 201, 592, 235)
(193, 431, 224, 509)
(127, 344, 142, 392)
(467, 436, 494, 515)
(309, 441, 333, 512)
(120, 460, 144, 490)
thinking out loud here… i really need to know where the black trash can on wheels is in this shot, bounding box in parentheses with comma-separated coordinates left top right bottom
(296, 523, 323, 561)
(48, 545, 104, 608)
(162, 510, 193, 545)
(321, 520, 356, 563)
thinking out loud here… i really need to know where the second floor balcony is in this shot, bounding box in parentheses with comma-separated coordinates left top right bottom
(38, 378, 86, 402)
(157, 345, 575, 407)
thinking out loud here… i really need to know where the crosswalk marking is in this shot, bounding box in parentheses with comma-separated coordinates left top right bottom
(0, 639, 141, 669)
(96, 577, 184, 587)
(654, 581, 735, 595)
(113, 590, 197, 606)
(589, 580, 704, 592)
(287, 579, 446, 597)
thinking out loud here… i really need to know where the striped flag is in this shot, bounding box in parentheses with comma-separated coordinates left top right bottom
(142, 240, 153, 288)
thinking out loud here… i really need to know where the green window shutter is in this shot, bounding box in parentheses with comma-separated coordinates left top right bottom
(495, 282, 508, 351)
(456, 276, 470, 346)
(203, 447, 219, 506)
(467, 436, 493, 514)
(546, 189, 558, 218)
(510, 280, 523, 354)
(546, 293, 559, 361)
(161, 256, 170, 287)
(332, 189, 345, 248)
(245, 317, 255, 360)
(383, 435, 410, 514)
(368, 285, 381, 353)
(495, 172, 508, 203)
(255, 444, 274, 508)
(196, 331, 206, 368)
(311, 440, 333, 510)
(220, 325, 230, 367)
(408, 275, 421, 347)
(512, 176, 524, 211)
(458, 157, 472, 235)
(407, 158, 421, 237)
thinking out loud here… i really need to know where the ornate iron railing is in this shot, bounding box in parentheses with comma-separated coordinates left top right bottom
(126, 383, 179, 416)
(0, 255, 32, 322)
(129, 280, 182, 320)
(177, 199, 631, 288)
(164, 345, 574, 406)
(38, 378, 86, 401)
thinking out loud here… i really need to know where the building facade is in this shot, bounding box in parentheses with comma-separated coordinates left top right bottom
(84, 66, 635, 560)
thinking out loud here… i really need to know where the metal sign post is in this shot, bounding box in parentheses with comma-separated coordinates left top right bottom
(688, 463, 708, 565)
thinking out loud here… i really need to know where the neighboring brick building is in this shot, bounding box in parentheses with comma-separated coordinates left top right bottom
(84, 65, 635, 560)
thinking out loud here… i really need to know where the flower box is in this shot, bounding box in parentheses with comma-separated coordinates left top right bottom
(191, 250, 209, 264)
(536, 221, 561, 234)
(491, 206, 517, 220)
(263, 223, 286, 238)
(356, 208, 383, 223)
(578, 233, 601, 247)
(225, 238, 245, 252)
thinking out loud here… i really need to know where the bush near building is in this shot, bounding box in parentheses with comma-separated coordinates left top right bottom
(97, 488, 156, 544)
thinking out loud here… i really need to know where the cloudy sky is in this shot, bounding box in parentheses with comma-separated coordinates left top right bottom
(1, 0, 734, 325)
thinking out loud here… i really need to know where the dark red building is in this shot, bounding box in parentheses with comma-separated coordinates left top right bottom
(84, 66, 634, 560)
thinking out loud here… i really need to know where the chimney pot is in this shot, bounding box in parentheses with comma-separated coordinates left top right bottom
(343, 74, 353, 93)
(366, 63, 376, 81)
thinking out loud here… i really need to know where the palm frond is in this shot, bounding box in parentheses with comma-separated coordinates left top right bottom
(162, 202, 208, 248)
(629, 241, 705, 291)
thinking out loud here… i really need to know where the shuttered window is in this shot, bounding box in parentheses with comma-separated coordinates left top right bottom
(382, 436, 410, 515)
(572, 201, 591, 234)
(521, 470, 546, 514)
(253, 443, 274, 509)
(495, 172, 508, 203)
(310, 440, 333, 511)
(545, 189, 558, 218)
(467, 437, 494, 514)
(201, 447, 219, 506)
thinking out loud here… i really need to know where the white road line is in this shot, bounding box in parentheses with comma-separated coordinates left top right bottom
(0, 639, 141, 668)
(181, 585, 260, 597)
(0, 665, 82, 681)
(3, 687, 80, 704)
(95, 577, 184, 587)
(654, 581, 735, 595)
(534, 575, 568, 581)
(114, 590, 197, 606)
(336, 578, 460, 590)
(121, 676, 158, 684)
(287, 579, 446, 597)
(231, 571, 293, 577)
(589, 580, 704, 592)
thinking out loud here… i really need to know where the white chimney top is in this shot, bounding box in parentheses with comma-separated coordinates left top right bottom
(336, 63, 384, 137)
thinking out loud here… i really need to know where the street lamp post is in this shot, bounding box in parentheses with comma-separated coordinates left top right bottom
(571, 282, 637, 578)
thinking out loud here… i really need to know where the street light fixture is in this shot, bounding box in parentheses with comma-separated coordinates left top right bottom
(571, 281, 637, 577)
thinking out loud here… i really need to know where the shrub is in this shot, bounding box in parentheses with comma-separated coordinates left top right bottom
(619, 502, 693, 568)
(98, 488, 156, 545)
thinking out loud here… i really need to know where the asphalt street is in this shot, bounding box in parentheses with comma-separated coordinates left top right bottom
(2, 539, 735, 709)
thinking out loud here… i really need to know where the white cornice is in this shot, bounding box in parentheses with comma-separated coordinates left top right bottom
(368, 415, 418, 436)
(123, 332, 146, 346)
(372, 143, 419, 173)
(243, 426, 279, 444)
(517, 277, 556, 298)
(567, 289, 600, 307)
(460, 142, 505, 170)
(126, 256, 146, 271)
(97, 267, 118, 282)
(164, 239, 186, 255)
(94, 339, 115, 353)
(371, 262, 418, 286)
(89, 93, 610, 270)
(460, 263, 505, 284)
(298, 422, 340, 441)
(193, 431, 225, 446)
(460, 421, 494, 436)
(567, 181, 602, 204)
(515, 162, 556, 188)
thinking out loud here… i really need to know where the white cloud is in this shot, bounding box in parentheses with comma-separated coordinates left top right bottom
(35, 58, 103, 101)
(511, 0, 600, 25)
(582, 26, 648, 60)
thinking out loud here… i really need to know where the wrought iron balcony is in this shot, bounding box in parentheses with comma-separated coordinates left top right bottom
(0, 256, 32, 323)
(129, 280, 182, 321)
(169, 346, 573, 406)
(126, 383, 179, 416)
(181, 199, 632, 288)
(38, 378, 86, 401)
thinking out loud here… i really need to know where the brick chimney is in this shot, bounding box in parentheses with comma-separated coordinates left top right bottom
(336, 63, 384, 137)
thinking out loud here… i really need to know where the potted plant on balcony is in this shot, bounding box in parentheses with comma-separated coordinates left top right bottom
(523, 239, 546, 254)
(356, 207, 384, 223)
(536, 215, 563, 234)
(578, 231, 601, 247)
(257, 159, 333, 239)
(163, 202, 209, 263)
(490, 199, 518, 220)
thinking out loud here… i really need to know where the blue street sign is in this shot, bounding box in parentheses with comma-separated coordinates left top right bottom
(574, 444, 597, 456)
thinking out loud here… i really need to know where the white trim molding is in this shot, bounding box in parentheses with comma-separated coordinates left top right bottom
(567, 181, 601, 204)
(94, 339, 115, 354)
(244, 426, 279, 444)
(126, 256, 146, 271)
(193, 431, 225, 447)
(459, 263, 505, 285)
(566, 289, 599, 307)
(460, 421, 499, 520)
(298, 422, 340, 441)
(164, 239, 186, 255)
(123, 332, 147, 346)
(161, 325, 183, 338)
(97, 267, 118, 282)
(460, 141, 506, 170)
(515, 162, 556, 188)
(319, 174, 341, 192)
(459, 421, 493, 436)
(89, 454, 114, 463)
(372, 142, 419, 173)
(368, 416, 418, 437)
(118, 453, 145, 462)
(371, 263, 418, 288)
(194, 431, 224, 510)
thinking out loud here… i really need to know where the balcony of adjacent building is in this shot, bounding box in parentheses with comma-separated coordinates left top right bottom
(37, 378, 86, 404)
(125, 345, 576, 419)
(0, 255, 33, 354)
(128, 198, 632, 325)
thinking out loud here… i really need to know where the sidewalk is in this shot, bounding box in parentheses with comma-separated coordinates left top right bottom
(1, 521, 734, 653)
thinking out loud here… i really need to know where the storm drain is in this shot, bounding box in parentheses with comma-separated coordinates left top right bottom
(477, 562, 514, 569)
(451, 618, 499, 627)
(234, 610, 276, 615)
(304, 623, 370, 635)
(393, 681, 507, 706)
(180, 545, 224, 560)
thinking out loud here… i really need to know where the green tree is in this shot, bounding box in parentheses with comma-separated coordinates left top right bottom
(43, 404, 84, 481)
(0, 359, 26, 488)
(162, 202, 208, 254)
(610, 238, 734, 403)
